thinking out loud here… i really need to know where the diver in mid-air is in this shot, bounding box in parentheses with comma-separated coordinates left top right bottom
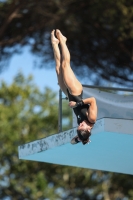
(51, 29, 97, 145)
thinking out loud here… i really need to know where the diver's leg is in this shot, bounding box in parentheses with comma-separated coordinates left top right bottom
(56, 29, 82, 95)
(51, 30, 67, 96)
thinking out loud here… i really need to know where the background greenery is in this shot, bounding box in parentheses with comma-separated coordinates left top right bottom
(0, 74, 133, 200)
(0, 0, 133, 199)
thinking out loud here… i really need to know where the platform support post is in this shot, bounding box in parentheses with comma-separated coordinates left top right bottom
(58, 89, 62, 132)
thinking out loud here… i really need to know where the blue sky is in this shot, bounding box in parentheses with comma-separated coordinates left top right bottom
(0, 47, 59, 92)
(0, 46, 94, 95)
(0, 46, 130, 98)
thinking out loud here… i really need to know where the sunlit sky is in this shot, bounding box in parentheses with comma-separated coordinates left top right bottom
(0, 46, 94, 96)
(0, 47, 60, 92)
(0, 46, 126, 95)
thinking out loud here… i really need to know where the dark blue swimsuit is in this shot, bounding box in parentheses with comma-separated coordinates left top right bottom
(67, 89, 95, 125)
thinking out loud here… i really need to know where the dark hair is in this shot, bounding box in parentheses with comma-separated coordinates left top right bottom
(77, 129, 91, 145)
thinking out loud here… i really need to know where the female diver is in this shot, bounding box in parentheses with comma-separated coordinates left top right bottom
(51, 29, 97, 145)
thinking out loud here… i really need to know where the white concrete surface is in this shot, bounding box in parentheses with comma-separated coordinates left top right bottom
(18, 118, 133, 175)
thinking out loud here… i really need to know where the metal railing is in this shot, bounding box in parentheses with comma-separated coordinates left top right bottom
(82, 85, 133, 92)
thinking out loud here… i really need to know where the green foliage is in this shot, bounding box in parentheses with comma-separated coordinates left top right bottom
(0, 73, 133, 200)
(0, 73, 70, 199)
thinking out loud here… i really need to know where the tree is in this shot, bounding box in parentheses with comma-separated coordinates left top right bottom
(0, 0, 133, 86)
(0, 73, 71, 199)
(0, 73, 133, 200)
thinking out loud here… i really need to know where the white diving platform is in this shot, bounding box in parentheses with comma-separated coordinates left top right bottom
(18, 118, 133, 175)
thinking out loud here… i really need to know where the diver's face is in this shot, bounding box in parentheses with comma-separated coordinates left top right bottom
(77, 120, 91, 131)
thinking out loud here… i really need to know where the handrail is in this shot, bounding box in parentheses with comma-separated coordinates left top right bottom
(82, 85, 133, 92)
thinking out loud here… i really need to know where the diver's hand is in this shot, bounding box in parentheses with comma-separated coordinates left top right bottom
(68, 101, 77, 108)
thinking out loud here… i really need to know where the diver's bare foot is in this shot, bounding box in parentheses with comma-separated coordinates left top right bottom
(56, 29, 67, 43)
(51, 30, 59, 46)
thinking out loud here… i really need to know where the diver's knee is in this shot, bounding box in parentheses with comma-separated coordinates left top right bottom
(62, 60, 69, 69)
(56, 66, 60, 74)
